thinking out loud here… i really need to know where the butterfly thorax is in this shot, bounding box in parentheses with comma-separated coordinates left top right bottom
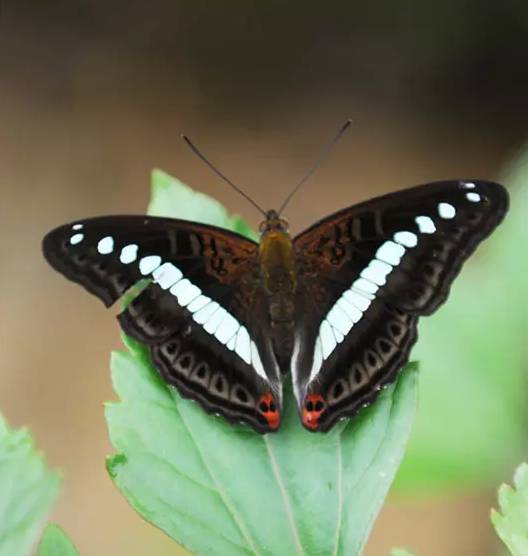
(259, 210, 296, 307)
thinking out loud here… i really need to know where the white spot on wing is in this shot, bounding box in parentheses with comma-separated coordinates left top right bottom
(394, 231, 418, 248)
(139, 255, 162, 275)
(186, 294, 212, 313)
(226, 334, 237, 351)
(235, 326, 251, 365)
(170, 278, 201, 306)
(337, 297, 363, 323)
(320, 319, 337, 359)
(332, 326, 344, 343)
(250, 341, 267, 379)
(97, 236, 114, 255)
(192, 301, 219, 325)
(215, 313, 239, 344)
(326, 304, 353, 336)
(70, 233, 84, 245)
(376, 240, 406, 265)
(72, 223, 83, 230)
(461, 181, 476, 189)
(290, 339, 303, 403)
(353, 277, 379, 295)
(360, 259, 392, 286)
(438, 202, 456, 219)
(344, 289, 371, 312)
(203, 307, 228, 334)
(415, 216, 436, 234)
(466, 192, 481, 202)
(152, 263, 183, 289)
(308, 337, 323, 383)
(120, 244, 138, 264)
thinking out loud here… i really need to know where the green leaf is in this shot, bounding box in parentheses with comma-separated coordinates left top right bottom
(395, 156, 528, 493)
(0, 414, 60, 556)
(105, 170, 419, 555)
(106, 335, 418, 556)
(491, 462, 528, 556)
(390, 549, 416, 556)
(148, 169, 258, 241)
(37, 524, 79, 556)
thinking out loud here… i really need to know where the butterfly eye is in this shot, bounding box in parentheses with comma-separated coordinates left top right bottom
(257, 393, 280, 429)
(302, 394, 327, 430)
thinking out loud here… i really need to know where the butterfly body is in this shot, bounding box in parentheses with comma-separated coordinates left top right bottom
(43, 179, 508, 434)
(258, 210, 297, 374)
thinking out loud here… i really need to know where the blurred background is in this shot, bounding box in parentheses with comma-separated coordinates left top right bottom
(1, 2, 527, 555)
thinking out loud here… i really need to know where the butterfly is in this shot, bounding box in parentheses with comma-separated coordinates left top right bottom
(43, 175, 508, 433)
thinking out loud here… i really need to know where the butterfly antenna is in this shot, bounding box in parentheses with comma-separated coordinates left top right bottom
(181, 134, 267, 217)
(277, 119, 353, 216)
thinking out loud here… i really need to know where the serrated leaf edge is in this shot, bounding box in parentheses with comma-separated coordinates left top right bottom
(491, 462, 528, 556)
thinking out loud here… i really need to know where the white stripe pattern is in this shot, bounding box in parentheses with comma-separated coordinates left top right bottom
(65, 228, 266, 374)
(118, 244, 266, 376)
(308, 215, 442, 382)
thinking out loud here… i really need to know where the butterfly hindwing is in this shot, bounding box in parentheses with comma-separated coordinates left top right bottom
(43, 216, 282, 433)
(119, 280, 282, 432)
(292, 180, 508, 431)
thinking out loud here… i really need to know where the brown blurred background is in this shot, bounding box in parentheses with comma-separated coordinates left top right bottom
(1, 2, 527, 555)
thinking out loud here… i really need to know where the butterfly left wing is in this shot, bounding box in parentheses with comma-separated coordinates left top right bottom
(292, 180, 508, 431)
(43, 216, 282, 433)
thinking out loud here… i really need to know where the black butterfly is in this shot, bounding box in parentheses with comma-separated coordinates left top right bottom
(43, 177, 508, 433)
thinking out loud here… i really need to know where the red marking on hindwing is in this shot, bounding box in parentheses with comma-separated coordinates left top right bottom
(257, 392, 280, 430)
(302, 394, 326, 430)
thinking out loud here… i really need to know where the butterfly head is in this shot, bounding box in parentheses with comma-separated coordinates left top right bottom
(257, 392, 281, 430)
(301, 393, 327, 431)
(259, 210, 289, 236)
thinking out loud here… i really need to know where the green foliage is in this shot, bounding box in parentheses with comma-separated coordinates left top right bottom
(0, 414, 60, 556)
(105, 169, 419, 555)
(395, 158, 528, 493)
(390, 549, 416, 556)
(37, 524, 79, 556)
(106, 335, 418, 556)
(148, 169, 258, 241)
(491, 463, 528, 556)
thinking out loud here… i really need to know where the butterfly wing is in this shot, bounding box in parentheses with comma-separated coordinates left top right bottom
(43, 216, 282, 433)
(292, 180, 508, 431)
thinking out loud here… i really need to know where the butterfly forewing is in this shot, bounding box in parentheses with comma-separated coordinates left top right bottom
(292, 180, 508, 431)
(43, 216, 283, 433)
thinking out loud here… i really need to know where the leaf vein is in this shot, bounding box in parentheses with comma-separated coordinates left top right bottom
(332, 435, 343, 556)
(264, 437, 306, 556)
(177, 408, 262, 556)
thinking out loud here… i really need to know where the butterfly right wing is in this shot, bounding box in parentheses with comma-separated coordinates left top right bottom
(291, 180, 508, 431)
(43, 216, 282, 433)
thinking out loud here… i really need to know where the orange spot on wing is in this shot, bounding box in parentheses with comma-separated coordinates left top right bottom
(257, 393, 280, 430)
(302, 394, 326, 431)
